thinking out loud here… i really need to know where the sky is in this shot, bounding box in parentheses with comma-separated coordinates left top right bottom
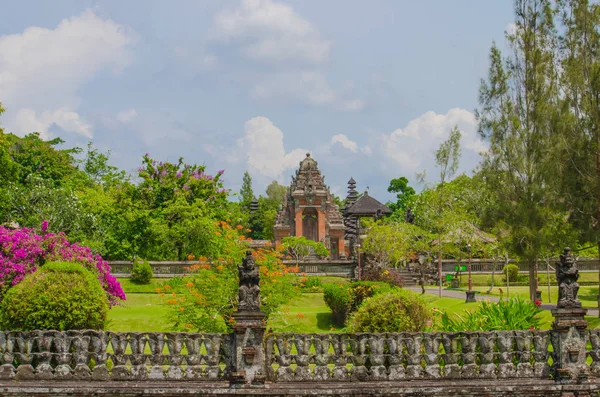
(0, 0, 514, 202)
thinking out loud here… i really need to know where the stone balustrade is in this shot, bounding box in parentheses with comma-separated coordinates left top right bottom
(266, 331, 556, 381)
(2, 328, 600, 383)
(0, 331, 233, 381)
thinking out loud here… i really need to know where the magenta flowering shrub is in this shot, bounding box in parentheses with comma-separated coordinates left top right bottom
(0, 225, 125, 305)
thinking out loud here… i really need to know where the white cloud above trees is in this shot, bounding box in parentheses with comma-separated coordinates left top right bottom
(213, 0, 330, 65)
(0, 10, 136, 138)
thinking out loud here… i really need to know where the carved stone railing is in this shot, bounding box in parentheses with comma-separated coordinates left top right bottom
(265, 331, 554, 382)
(0, 331, 233, 381)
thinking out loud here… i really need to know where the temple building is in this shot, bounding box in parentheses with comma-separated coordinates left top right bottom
(274, 153, 346, 259)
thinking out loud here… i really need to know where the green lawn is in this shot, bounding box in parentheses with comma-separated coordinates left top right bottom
(108, 277, 599, 333)
(433, 285, 599, 308)
(106, 278, 171, 332)
(267, 292, 340, 333)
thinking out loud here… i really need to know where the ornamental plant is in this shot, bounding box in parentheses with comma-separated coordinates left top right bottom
(160, 220, 298, 332)
(130, 258, 153, 284)
(0, 261, 109, 330)
(324, 281, 396, 327)
(0, 224, 125, 305)
(439, 296, 543, 331)
(347, 290, 432, 333)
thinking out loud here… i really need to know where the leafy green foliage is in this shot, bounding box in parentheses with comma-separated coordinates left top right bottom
(347, 290, 432, 333)
(131, 258, 153, 284)
(323, 283, 352, 327)
(387, 176, 416, 213)
(0, 261, 109, 330)
(323, 281, 396, 327)
(440, 296, 543, 331)
(361, 221, 432, 268)
(503, 264, 521, 283)
(159, 221, 298, 332)
(282, 236, 329, 263)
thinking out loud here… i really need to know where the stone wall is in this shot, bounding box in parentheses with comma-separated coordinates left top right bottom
(1, 328, 600, 396)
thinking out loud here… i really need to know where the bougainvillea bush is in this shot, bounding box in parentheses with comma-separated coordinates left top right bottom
(0, 224, 125, 305)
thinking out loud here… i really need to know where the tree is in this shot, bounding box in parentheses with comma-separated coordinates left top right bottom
(265, 180, 287, 203)
(476, 0, 559, 301)
(281, 236, 329, 265)
(387, 177, 416, 214)
(435, 126, 462, 185)
(554, 0, 600, 309)
(430, 125, 462, 296)
(240, 171, 254, 209)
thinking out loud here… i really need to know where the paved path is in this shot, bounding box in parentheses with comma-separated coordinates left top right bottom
(408, 287, 600, 317)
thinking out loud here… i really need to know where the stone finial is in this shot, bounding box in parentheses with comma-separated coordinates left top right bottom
(556, 247, 581, 309)
(237, 251, 260, 312)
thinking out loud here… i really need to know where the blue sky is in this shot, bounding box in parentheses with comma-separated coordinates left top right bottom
(0, 0, 514, 202)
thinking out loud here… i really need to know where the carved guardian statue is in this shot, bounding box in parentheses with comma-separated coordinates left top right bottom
(556, 247, 581, 308)
(238, 250, 260, 312)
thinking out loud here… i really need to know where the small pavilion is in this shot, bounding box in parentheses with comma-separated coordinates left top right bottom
(343, 178, 392, 256)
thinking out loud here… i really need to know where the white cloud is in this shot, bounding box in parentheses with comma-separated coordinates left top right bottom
(331, 134, 358, 153)
(0, 10, 136, 138)
(238, 116, 307, 179)
(505, 22, 517, 36)
(14, 107, 92, 139)
(117, 108, 138, 124)
(213, 0, 330, 65)
(369, 108, 487, 180)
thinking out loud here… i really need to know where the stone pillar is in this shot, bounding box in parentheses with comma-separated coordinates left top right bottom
(338, 237, 345, 259)
(551, 248, 589, 383)
(317, 209, 326, 242)
(231, 311, 267, 385)
(295, 209, 303, 237)
(231, 251, 267, 385)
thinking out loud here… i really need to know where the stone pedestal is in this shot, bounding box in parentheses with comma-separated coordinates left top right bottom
(465, 290, 476, 303)
(551, 307, 589, 383)
(230, 311, 267, 385)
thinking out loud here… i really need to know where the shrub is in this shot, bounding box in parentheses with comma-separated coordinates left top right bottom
(0, 261, 109, 330)
(347, 290, 432, 333)
(360, 267, 404, 287)
(323, 283, 352, 327)
(440, 296, 543, 331)
(131, 258, 153, 284)
(349, 281, 394, 314)
(0, 225, 125, 305)
(324, 281, 396, 327)
(502, 264, 520, 283)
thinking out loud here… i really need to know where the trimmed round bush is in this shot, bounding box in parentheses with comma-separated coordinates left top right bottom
(131, 258, 153, 284)
(503, 264, 520, 283)
(347, 289, 432, 333)
(0, 261, 109, 330)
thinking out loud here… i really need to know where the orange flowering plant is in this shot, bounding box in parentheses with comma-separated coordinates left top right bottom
(160, 220, 298, 332)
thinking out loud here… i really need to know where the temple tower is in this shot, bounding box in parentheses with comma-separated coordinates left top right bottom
(274, 153, 346, 259)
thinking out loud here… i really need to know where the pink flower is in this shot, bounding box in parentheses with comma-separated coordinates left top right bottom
(41, 220, 49, 233)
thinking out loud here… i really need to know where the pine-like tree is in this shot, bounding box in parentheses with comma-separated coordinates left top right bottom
(477, 0, 559, 302)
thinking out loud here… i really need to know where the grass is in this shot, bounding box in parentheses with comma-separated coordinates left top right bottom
(116, 278, 167, 293)
(106, 278, 171, 332)
(108, 276, 600, 333)
(267, 292, 340, 333)
(432, 284, 599, 308)
(107, 293, 171, 332)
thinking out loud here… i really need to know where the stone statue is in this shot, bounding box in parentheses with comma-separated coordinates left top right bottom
(238, 250, 260, 311)
(556, 247, 581, 308)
